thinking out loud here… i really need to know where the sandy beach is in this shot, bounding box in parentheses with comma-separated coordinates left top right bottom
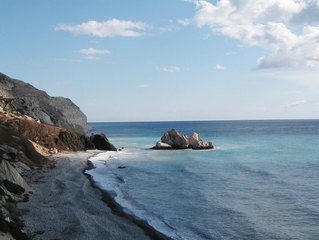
(17, 151, 152, 240)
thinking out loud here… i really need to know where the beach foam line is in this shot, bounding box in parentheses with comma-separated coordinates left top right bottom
(85, 151, 185, 240)
(20, 151, 152, 240)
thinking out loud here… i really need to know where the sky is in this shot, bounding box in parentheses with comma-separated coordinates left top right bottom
(1, 0, 319, 122)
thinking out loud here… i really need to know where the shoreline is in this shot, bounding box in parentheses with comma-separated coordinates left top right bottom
(83, 158, 171, 240)
(18, 151, 157, 240)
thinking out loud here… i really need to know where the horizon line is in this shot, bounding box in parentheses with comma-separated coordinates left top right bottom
(88, 118, 319, 124)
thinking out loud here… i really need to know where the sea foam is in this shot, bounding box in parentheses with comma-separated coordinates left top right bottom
(86, 151, 184, 240)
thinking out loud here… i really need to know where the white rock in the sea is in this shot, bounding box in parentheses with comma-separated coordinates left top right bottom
(153, 129, 214, 150)
(188, 132, 202, 146)
(161, 129, 188, 149)
(154, 141, 172, 149)
(191, 140, 213, 150)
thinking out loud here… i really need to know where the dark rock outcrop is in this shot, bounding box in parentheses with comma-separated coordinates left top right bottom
(86, 134, 117, 151)
(3, 180, 25, 195)
(0, 72, 89, 134)
(153, 129, 213, 150)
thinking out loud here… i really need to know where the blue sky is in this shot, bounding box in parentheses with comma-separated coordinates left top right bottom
(1, 0, 319, 121)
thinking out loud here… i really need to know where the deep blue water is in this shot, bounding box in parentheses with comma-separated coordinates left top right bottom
(86, 120, 319, 240)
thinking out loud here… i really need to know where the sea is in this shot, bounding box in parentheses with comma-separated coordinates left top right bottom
(85, 120, 319, 240)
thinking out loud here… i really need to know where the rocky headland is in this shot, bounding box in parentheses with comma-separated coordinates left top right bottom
(0, 72, 116, 239)
(153, 129, 213, 150)
(0, 72, 89, 134)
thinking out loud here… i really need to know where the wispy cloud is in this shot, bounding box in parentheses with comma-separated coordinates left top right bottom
(177, 19, 191, 26)
(288, 100, 307, 107)
(260, 69, 319, 89)
(158, 66, 181, 73)
(55, 18, 148, 37)
(159, 24, 180, 32)
(286, 90, 303, 95)
(79, 48, 111, 59)
(183, 0, 319, 69)
(214, 64, 226, 71)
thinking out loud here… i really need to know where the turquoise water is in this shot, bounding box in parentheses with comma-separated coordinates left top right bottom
(86, 120, 319, 240)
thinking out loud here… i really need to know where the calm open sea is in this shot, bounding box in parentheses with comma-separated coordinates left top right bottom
(86, 120, 319, 240)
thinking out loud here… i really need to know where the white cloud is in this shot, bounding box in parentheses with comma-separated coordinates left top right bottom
(158, 66, 181, 73)
(183, 0, 319, 68)
(215, 64, 226, 70)
(79, 48, 111, 59)
(55, 18, 147, 37)
(288, 100, 307, 107)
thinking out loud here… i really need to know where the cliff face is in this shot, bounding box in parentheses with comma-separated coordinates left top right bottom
(0, 73, 88, 239)
(0, 99, 87, 239)
(0, 124, 49, 240)
(0, 72, 117, 239)
(0, 73, 89, 134)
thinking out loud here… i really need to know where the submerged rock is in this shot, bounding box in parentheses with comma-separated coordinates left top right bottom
(152, 129, 213, 150)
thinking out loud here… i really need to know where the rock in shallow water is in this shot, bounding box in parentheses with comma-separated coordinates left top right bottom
(154, 141, 172, 149)
(87, 134, 117, 151)
(188, 132, 202, 147)
(160, 129, 189, 149)
(152, 129, 214, 150)
(191, 140, 213, 150)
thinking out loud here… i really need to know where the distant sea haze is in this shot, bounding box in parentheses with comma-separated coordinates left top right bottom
(87, 120, 319, 240)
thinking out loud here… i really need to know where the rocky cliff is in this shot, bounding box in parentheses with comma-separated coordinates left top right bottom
(0, 123, 49, 240)
(0, 72, 116, 239)
(0, 72, 90, 134)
